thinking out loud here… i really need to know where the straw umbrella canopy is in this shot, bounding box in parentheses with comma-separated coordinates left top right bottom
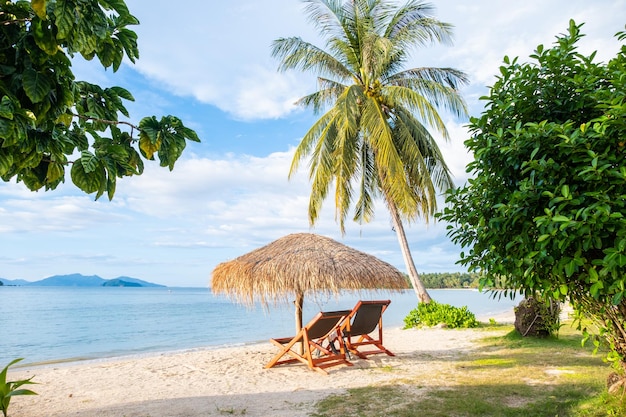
(211, 233, 408, 334)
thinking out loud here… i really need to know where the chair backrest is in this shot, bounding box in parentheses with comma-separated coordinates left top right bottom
(347, 301, 390, 336)
(306, 310, 352, 339)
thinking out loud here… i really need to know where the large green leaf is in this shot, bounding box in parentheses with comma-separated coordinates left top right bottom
(139, 132, 160, 160)
(31, 0, 47, 19)
(33, 19, 58, 55)
(138, 116, 160, 142)
(106, 175, 116, 200)
(115, 28, 139, 62)
(0, 96, 15, 120)
(0, 150, 13, 176)
(54, 0, 73, 39)
(99, 0, 130, 15)
(79, 151, 99, 173)
(97, 40, 117, 69)
(108, 86, 134, 102)
(46, 162, 65, 185)
(71, 159, 105, 194)
(182, 126, 200, 142)
(22, 69, 51, 103)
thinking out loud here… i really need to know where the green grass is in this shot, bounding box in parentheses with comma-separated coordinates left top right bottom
(312, 323, 626, 417)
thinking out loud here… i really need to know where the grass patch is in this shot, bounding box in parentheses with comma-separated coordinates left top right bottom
(313, 323, 626, 417)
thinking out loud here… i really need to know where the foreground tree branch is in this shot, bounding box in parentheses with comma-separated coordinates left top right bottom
(0, 0, 200, 200)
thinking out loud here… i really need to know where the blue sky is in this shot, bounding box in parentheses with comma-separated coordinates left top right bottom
(1, 0, 624, 287)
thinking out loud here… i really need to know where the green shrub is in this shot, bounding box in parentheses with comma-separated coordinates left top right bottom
(1, 359, 37, 417)
(404, 301, 479, 329)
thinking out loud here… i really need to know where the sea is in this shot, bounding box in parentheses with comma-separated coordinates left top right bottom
(0, 287, 520, 367)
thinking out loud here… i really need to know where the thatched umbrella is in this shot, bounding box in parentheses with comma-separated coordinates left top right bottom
(211, 233, 408, 334)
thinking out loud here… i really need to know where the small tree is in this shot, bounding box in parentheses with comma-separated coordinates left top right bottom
(0, 0, 199, 199)
(438, 20, 626, 376)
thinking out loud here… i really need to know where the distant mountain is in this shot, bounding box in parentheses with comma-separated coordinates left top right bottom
(102, 279, 142, 287)
(109, 276, 165, 287)
(0, 278, 32, 286)
(35, 273, 107, 287)
(0, 274, 165, 287)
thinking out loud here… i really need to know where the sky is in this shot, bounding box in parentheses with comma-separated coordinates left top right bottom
(1, 0, 624, 287)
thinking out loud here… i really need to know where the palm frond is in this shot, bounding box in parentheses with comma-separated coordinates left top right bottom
(393, 107, 453, 207)
(353, 142, 379, 224)
(332, 119, 360, 232)
(307, 112, 340, 224)
(383, 0, 455, 48)
(289, 110, 337, 177)
(392, 66, 469, 90)
(302, 0, 348, 40)
(279, 0, 464, 230)
(296, 78, 348, 113)
(301, 87, 366, 230)
(384, 84, 458, 139)
(389, 69, 468, 118)
(272, 37, 353, 82)
(359, 97, 417, 211)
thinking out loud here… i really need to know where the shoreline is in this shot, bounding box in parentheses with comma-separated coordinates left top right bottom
(8, 323, 516, 417)
(1, 287, 520, 367)
(12, 310, 515, 372)
(12, 338, 272, 372)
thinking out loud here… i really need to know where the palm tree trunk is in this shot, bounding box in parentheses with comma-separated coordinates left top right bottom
(387, 200, 433, 304)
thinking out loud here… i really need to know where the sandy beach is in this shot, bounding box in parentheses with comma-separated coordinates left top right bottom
(8, 312, 514, 417)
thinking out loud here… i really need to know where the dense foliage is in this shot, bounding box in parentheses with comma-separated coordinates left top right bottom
(403, 300, 478, 328)
(0, 0, 199, 199)
(438, 21, 626, 366)
(419, 272, 480, 288)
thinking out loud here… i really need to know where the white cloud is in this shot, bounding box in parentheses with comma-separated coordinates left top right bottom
(2, 0, 623, 286)
(123, 0, 320, 121)
(108, 1, 625, 123)
(0, 146, 462, 285)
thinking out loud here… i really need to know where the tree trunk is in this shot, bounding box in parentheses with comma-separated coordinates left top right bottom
(295, 292, 304, 354)
(387, 201, 433, 304)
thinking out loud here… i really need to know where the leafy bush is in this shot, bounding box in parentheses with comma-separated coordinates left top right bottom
(1, 359, 37, 417)
(437, 20, 626, 370)
(404, 301, 479, 329)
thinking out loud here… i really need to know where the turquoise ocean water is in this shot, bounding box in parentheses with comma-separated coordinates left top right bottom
(0, 287, 519, 367)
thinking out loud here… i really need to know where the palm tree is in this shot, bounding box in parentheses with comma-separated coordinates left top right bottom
(272, 0, 468, 303)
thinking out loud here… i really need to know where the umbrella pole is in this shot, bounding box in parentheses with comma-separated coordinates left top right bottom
(295, 292, 304, 354)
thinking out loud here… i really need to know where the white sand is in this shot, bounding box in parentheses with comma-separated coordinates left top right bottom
(8, 312, 514, 417)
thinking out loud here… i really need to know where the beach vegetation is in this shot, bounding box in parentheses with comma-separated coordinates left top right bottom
(0, 0, 199, 199)
(271, 0, 468, 304)
(419, 272, 481, 288)
(437, 20, 626, 386)
(403, 300, 479, 329)
(313, 324, 625, 416)
(1, 358, 37, 417)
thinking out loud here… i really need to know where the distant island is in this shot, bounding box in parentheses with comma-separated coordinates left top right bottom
(0, 273, 165, 288)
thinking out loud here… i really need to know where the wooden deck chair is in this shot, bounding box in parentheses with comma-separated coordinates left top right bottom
(339, 300, 394, 359)
(265, 310, 353, 375)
